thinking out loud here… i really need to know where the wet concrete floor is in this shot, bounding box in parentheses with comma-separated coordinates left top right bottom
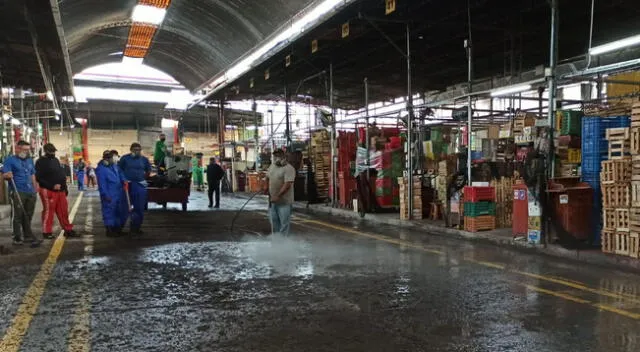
(1, 190, 640, 351)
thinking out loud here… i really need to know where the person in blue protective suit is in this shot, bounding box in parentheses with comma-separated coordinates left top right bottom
(76, 158, 86, 191)
(118, 142, 151, 236)
(96, 150, 126, 237)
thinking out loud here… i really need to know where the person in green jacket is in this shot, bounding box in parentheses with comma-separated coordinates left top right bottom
(154, 133, 168, 174)
(192, 155, 204, 191)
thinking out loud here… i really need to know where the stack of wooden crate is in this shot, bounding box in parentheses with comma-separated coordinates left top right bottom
(311, 130, 331, 201)
(399, 176, 423, 220)
(628, 102, 640, 258)
(601, 125, 638, 258)
(491, 177, 514, 228)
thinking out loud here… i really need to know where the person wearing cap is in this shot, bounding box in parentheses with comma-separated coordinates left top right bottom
(265, 149, 296, 236)
(96, 150, 126, 237)
(2, 140, 42, 247)
(118, 142, 151, 235)
(35, 143, 77, 239)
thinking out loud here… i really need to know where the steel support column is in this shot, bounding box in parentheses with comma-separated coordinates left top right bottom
(548, 0, 558, 178)
(406, 24, 414, 218)
(364, 77, 370, 178)
(330, 63, 337, 207)
(466, 38, 473, 186)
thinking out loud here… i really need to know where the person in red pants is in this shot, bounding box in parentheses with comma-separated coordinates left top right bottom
(35, 143, 78, 239)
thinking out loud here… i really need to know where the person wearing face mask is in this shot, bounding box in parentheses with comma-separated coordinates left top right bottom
(35, 143, 78, 239)
(96, 150, 126, 237)
(154, 133, 168, 174)
(265, 149, 296, 236)
(1, 140, 42, 247)
(118, 142, 151, 236)
(110, 150, 120, 164)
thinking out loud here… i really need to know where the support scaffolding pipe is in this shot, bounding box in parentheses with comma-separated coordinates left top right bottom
(466, 38, 473, 186)
(364, 77, 370, 179)
(330, 63, 338, 207)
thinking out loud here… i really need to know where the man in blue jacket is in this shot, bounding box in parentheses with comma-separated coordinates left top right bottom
(118, 143, 151, 235)
(96, 150, 125, 237)
(2, 140, 42, 247)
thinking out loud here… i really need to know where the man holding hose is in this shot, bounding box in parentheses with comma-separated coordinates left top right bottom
(2, 140, 42, 247)
(265, 149, 295, 236)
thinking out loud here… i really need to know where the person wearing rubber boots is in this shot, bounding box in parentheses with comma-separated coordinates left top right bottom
(96, 150, 126, 237)
(35, 143, 78, 239)
(265, 149, 296, 236)
(76, 158, 86, 191)
(1, 140, 42, 247)
(118, 143, 151, 236)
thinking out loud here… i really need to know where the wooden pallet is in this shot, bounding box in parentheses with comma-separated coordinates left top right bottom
(630, 232, 640, 258)
(629, 207, 640, 233)
(464, 215, 496, 232)
(602, 229, 616, 254)
(616, 232, 631, 256)
(600, 160, 632, 184)
(603, 207, 616, 230)
(602, 184, 631, 208)
(616, 208, 630, 232)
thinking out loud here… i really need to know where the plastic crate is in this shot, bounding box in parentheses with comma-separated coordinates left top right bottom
(560, 110, 584, 136)
(464, 215, 496, 232)
(463, 186, 496, 202)
(464, 201, 496, 217)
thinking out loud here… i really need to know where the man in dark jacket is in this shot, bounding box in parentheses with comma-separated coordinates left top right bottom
(206, 158, 224, 208)
(35, 143, 77, 239)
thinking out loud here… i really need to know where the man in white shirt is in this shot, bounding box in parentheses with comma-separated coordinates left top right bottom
(265, 150, 296, 235)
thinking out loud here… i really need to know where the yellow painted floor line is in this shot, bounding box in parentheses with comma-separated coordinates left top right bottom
(68, 200, 94, 352)
(507, 281, 592, 304)
(297, 217, 640, 319)
(0, 193, 84, 352)
(512, 270, 640, 305)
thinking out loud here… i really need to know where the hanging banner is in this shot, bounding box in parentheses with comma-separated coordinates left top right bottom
(285, 55, 291, 67)
(311, 39, 318, 53)
(249, 77, 254, 88)
(385, 0, 396, 15)
(341, 22, 350, 38)
(264, 69, 270, 80)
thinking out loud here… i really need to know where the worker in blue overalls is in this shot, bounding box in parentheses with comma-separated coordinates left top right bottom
(96, 150, 126, 237)
(118, 143, 151, 236)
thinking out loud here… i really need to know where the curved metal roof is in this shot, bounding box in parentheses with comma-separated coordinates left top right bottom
(61, 0, 315, 91)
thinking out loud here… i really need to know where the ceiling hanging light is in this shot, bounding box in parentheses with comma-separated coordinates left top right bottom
(131, 4, 167, 25)
(589, 34, 640, 56)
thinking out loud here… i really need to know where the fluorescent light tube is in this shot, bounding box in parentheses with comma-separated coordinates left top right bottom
(590, 34, 640, 56)
(122, 56, 144, 65)
(131, 5, 166, 25)
(491, 84, 532, 97)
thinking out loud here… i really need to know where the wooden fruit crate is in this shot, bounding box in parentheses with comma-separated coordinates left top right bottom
(615, 232, 631, 256)
(633, 156, 640, 180)
(603, 208, 616, 230)
(632, 127, 640, 155)
(629, 207, 640, 233)
(606, 127, 630, 140)
(609, 139, 631, 160)
(632, 182, 640, 207)
(601, 230, 615, 253)
(602, 184, 631, 208)
(616, 208, 630, 232)
(600, 160, 632, 184)
(630, 232, 640, 259)
(632, 102, 640, 128)
(464, 215, 496, 232)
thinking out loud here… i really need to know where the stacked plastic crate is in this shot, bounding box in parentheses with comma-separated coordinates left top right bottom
(581, 115, 630, 245)
(557, 110, 583, 177)
(463, 186, 496, 232)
